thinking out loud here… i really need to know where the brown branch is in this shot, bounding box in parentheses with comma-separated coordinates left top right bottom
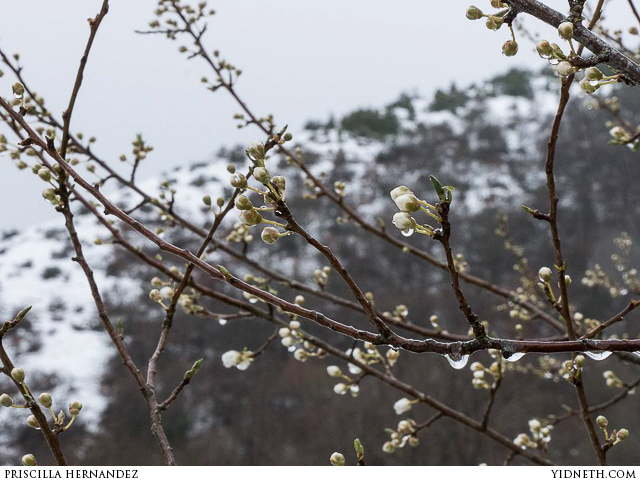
(0, 310, 68, 466)
(59, 0, 110, 159)
(506, 0, 640, 85)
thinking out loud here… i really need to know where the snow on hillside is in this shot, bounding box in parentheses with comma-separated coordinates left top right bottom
(0, 85, 558, 442)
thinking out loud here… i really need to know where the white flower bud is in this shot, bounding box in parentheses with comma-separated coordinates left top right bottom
(261, 226, 281, 244)
(22, 454, 37, 466)
(278, 327, 291, 338)
(330, 452, 345, 466)
(392, 212, 416, 231)
(38, 167, 51, 182)
(390, 186, 413, 201)
(393, 193, 421, 212)
(528, 419, 542, 431)
(333, 383, 348, 395)
(617, 429, 629, 441)
(294, 349, 308, 362)
(393, 398, 413, 415)
(294, 295, 305, 305)
(159, 286, 174, 299)
(253, 167, 270, 184)
(221, 350, 241, 368)
(326, 365, 342, 377)
(281, 336, 295, 347)
(289, 320, 301, 330)
(149, 289, 162, 302)
(382, 441, 396, 453)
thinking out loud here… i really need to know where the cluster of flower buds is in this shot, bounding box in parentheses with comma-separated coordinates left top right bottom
(558, 354, 585, 384)
(514, 419, 553, 450)
(326, 364, 360, 398)
(603, 370, 625, 389)
(390, 176, 452, 237)
(382, 418, 419, 453)
(313, 266, 331, 288)
(221, 349, 253, 371)
(466, 3, 518, 57)
(537, 266, 571, 306)
(469, 359, 502, 390)
(596, 415, 629, 447)
(533, 21, 621, 92)
(2, 370, 84, 433)
(608, 125, 640, 150)
(279, 319, 325, 362)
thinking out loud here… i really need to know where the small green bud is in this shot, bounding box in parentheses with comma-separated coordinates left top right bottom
(283, 132, 293, 141)
(597, 415, 608, 428)
(429, 174, 447, 202)
(11, 367, 25, 383)
(239, 208, 263, 227)
(538, 267, 552, 282)
(558, 21, 574, 40)
(38, 393, 52, 409)
(0, 393, 13, 407)
(234, 195, 253, 210)
(536, 40, 553, 58)
(27, 415, 39, 429)
(38, 167, 52, 182)
(202, 195, 212, 206)
(466, 6, 483, 20)
(21, 454, 37, 466)
(579, 79, 598, 94)
(12, 82, 25, 99)
(485, 16, 503, 30)
(617, 429, 629, 441)
(272, 175, 286, 192)
(330, 452, 345, 466)
(149, 289, 162, 302)
(253, 167, 270, 184)
(42, 188, 57, 201)
(585, 67, 604, 81)
(502, 40, 518, 57)
(227, 164, 236, 173)
(564, 275, 572, 286)
(216, 197, 225, 208)
(69, 401, 83, 416)
(574, 355, 585, 367)
(151, 277, 163, 288)
(230, 173, 248, 189)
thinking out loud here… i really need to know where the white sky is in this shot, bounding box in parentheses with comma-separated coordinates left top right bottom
(0, 0, 633, 230)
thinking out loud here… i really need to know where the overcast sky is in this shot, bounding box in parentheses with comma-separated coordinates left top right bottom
(0, 0, 632, 230)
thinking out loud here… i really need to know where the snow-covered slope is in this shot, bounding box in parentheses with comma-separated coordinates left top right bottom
(0, 79, 560, 447)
